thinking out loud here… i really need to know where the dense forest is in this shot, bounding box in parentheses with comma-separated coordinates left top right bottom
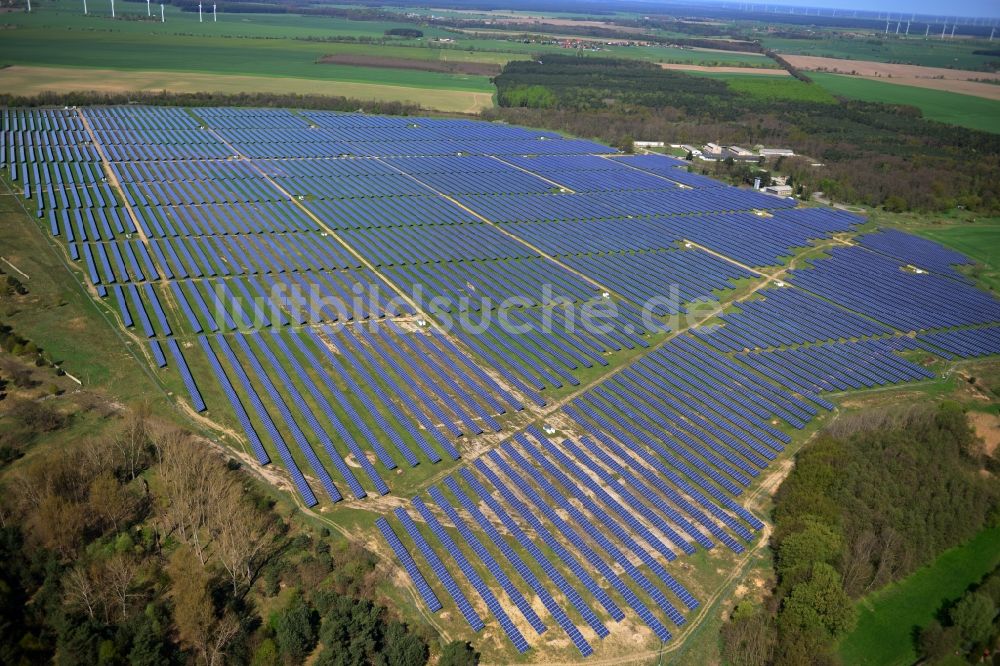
(721, 403, 1000, 666)
(0, 346, 475, 666)
(489, 55, 1000, 213)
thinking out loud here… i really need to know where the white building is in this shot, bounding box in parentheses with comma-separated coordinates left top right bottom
(759, 148, 795, 157)
(763, 184, 794, 197)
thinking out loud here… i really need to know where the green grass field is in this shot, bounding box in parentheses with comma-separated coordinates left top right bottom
(914, 220, 1000, 292)
(837, 526, 1000, 666)
(722, 75, 838, 103)
(761, 35, 1000, 71)
(917, 222, 1000, 269)
(810, 73, 1000, 134)
(0, 177, 175, 405)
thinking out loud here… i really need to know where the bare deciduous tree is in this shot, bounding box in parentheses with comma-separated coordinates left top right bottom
(111, 407, 151, 480)
(841, 528, 877, 597)
(63, 565, 100, 620)
(214, 488, 281, 597)
(88, 471, 139, 533)
(156, 429, 235, 564)
(103, 552, 141, 622)
(205, 612, 243, 666)
(168, 545, 243, 666)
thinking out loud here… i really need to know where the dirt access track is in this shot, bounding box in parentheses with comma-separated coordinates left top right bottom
(784, 54, 1000, 100)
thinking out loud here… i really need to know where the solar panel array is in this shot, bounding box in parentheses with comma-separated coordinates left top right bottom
(736, 337, 933, 395)
(857, 228, 975, 282)
(5, 105, 999, 659)
(789, 245, 1000, 330)
(695, 286, 893, 351)
(914, 325, 1000, 359)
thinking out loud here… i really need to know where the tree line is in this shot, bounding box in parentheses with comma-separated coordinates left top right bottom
(721, 402, 1000, 665)
(0, 91, 423, 117)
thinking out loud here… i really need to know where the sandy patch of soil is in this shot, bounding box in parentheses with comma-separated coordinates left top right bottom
(969, 411, 1000, 456)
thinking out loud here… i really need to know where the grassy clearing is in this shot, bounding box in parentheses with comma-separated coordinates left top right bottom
(683, 68, 790, 79)
(0, 176, 169, 404)
(810, 72, 1000, 134)
(722, 75, 838, 103)
(916, 221, 1000, 292)
(837, 526, 1000, 666)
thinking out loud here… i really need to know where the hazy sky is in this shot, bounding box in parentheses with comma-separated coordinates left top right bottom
(701, 0, 1000, 19)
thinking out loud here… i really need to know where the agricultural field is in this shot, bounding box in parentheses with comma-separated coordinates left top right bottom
(0, 29, 495, 90)
(0, 0, 781, 113)
(810, 73, 1000, 134)
(0, 66, 495, 113)
(662, 64, 787, 76)
(0, 1, 499, 110)
(455, 37, 780, 68)
(760, 34, 1000, 71)
(3, 102, 999, 662)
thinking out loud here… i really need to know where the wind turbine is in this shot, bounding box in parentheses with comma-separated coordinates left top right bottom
(83, 0, 87, 14)
(26, 0, 30, 12)
(213, 3, 216, 21)
(160, 3, 164, 21)
(198, 2, 202, 22)
(110, 0, 114, 18)
(146, 0, 150, 16)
